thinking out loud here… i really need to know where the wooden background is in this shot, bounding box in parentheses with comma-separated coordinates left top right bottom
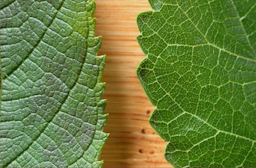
(94, 0, 172, 167)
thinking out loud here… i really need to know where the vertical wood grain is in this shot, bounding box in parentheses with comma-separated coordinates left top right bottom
(94, 0, 172, 167)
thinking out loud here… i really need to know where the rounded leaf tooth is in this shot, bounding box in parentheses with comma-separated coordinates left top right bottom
(137, 11, 154, 33)
(148, 0, 163, 11)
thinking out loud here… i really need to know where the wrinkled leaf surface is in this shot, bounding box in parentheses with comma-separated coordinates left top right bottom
(1, 0, 108, 167)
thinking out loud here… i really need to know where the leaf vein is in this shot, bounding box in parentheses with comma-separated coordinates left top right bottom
(2, 0, 65, 81)
(230, 0, 256, 58)
(153, 71, 256, 143)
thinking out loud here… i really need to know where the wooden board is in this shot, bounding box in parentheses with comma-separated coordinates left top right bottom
(94, 0, 172, 167)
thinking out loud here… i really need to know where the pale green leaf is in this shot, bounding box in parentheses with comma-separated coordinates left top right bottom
(0, 0, 108, 167)
(137, 0, 256, 167)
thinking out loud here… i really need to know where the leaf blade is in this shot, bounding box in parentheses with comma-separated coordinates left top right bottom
(137, 0, 256, 167)
(1, 0, 108, 167)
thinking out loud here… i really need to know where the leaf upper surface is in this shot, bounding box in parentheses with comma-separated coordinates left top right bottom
(137, 0, 256, 167)
(0, 0, 108, 167)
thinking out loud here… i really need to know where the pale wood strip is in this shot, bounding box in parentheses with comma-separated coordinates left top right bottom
(94, 0, 172, 167)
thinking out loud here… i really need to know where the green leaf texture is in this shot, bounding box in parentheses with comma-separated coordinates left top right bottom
(137, 0, 256, 167)
(1, 0, 108, 167)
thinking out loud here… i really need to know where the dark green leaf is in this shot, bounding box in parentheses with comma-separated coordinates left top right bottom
(137, 0, 256, 167)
